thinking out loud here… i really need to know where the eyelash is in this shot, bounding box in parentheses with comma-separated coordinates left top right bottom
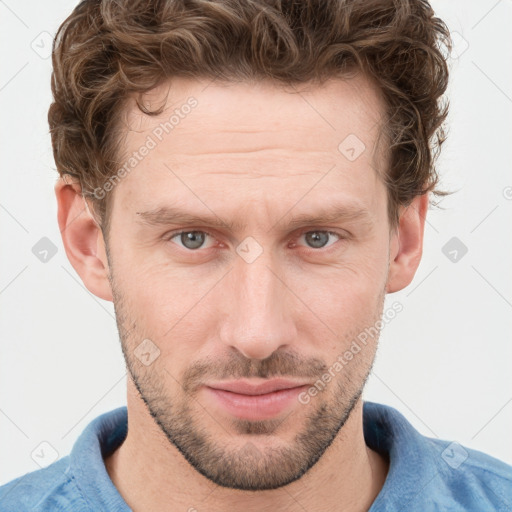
(163, 228, 348, 253)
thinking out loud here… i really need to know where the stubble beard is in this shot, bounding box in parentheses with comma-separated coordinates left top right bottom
(108, 260, 385, 490)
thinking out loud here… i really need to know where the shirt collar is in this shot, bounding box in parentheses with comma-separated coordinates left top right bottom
(70, 406, 130, 511)
(69, 402, 439, 510)
(364, 401, 441, 510)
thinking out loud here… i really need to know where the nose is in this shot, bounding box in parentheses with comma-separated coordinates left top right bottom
(218, 249, 297, 360)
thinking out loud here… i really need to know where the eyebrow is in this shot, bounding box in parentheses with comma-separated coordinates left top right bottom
(135, 203, 373, 232)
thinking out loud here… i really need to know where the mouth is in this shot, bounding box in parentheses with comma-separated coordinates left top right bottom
(203, 378, 311, 421)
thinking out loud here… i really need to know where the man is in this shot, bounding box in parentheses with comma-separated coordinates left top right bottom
(1, 0, 511, 510)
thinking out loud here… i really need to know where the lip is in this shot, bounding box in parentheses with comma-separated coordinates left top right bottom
(204, 379, 311, 421)
(207, 378, 311, 395)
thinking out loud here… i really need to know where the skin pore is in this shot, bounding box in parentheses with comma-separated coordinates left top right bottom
(56, 74, 427, 511)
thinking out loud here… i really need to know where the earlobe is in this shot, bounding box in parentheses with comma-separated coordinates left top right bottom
(386, 194, 428, 293)
(55, 176, 113, 302)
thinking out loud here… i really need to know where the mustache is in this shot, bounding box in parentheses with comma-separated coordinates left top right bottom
(181, 350, 328, 393)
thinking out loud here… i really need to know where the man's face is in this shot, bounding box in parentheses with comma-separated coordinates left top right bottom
(105, 75, 393, 490)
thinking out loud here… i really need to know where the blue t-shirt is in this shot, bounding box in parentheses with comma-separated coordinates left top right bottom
(1, 402, 511, 511)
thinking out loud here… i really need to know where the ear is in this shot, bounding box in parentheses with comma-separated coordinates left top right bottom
(386, 193, 428, 293)
(55, 176, 113, 301)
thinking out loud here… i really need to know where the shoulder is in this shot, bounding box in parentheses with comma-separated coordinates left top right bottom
(0, 457, 91, 512)
(424, 436, 512, 510)
(0, 407, 128, 512)
(364, 401, 512, 511)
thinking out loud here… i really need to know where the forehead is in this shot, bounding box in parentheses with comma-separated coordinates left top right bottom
(122, 74, 385, 153)
(112, 74, 388, 217)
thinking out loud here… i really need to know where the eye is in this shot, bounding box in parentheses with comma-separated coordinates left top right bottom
(165, 229, 346, 252)
(296, 230, 343, 249)
(167, 230, 216, 250)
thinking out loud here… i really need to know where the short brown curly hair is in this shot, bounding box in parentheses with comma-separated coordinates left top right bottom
(48, 0, 451, 233)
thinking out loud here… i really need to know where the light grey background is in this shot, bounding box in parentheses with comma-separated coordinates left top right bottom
(1, 0, 511, 486)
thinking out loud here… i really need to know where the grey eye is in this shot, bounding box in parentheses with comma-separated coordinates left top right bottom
(173, 231, 208, 250)
(303, 231, 339, 249)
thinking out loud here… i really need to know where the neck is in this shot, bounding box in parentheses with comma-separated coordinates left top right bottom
(105, 382, 388, 512)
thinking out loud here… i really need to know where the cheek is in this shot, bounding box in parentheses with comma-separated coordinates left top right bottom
(120, 263, 221, 361)
(111, 226, 389, 353)
(285, 249, 388, 356)
(291, 246, 388, 313)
